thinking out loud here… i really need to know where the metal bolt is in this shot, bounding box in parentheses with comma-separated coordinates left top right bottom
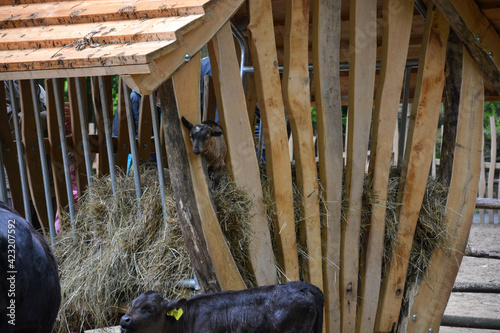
(429, 329, 434, 333)
(184, 54, 191, 62)
(143, 144, 148, 150)
(30, 146, 35, 151)
(122, 144, 127, 149)
(489, 52, 493, 58)
(476, 34, 481, 41)
(412, 314, 417, 322)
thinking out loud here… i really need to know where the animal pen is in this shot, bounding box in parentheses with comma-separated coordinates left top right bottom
(0, 0, 499, 332)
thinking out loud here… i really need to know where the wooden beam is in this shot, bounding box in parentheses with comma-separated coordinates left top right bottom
(247, 0, 300, 282)
(282, 0, 323, 290)
(137, 94, 154, 164)
(123, 0, 246, 95)
(405, 49, 484, 332)
(90, 77, 111, 175)
(208, 22, 278, 286)
(115, 77, 130, 172)
(170, 52, 246, 291)
(341, 0, 377, 331)
(375, 6, 449, 332)
(357, 1, 414, 332)
(433, 0, 500, 94)
(312, 0, 343, 331)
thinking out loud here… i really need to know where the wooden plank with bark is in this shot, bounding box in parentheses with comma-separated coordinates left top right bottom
(375, 6, 450, 332)
(341, 0, 377, 331)
(247, 0, 300, 282)
(357, 1, 414, 332)
(171, 52, 246, 291)
(312, 0, 343, 331)
(405, 49, 484, 332)
(208, 22, 278, 286)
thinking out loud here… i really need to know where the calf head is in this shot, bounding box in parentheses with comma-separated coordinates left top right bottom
(120, 291, 187, 333)
(181, 117, 223, 155)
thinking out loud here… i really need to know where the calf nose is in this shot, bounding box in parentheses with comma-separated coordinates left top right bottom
(120, 315, 132, 327)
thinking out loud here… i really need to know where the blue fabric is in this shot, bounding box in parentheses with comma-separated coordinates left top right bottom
(112, 90, 141, 137)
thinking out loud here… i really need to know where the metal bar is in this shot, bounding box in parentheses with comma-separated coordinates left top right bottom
(30, 80, 56, 244)
(122, 81, 142, 200)
(441, 315, 500, 330)
(0, 143, 7, 204)
(8, 80, 32, 224)
(398, 66, 412, 168)
(52, 78, 76, 237)
(149, 94, 167, 219)
(414, 0, 427, 20)
(230, 22, 249, 90)
(75, 78, 93, 187)
(98, 76, 117, 194)
(452, 282, 500, 293)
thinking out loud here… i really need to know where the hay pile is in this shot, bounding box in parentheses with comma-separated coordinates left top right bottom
(53, 167, 254, 332)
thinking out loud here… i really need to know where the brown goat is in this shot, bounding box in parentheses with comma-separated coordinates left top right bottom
(181, 117, 227, 185)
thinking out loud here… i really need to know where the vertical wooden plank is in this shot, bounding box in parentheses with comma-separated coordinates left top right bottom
(208, 22, 278, 286)
(46, 78, 68, 216)
(116, 77, 130, 171)
(245, 74, 258, 137)
(357, 1, 414, 332)
(312, 0, 343, 330)
(91, 77, 110, 175)
(172, 52, 246, 291)
(137, 94, 153, 164)
(342, 0, 377, 331)
(282, 0, 322, 289)
(487, 116, 496, 223)
(68, 77, 88, 196)
(19, 80, 49, 235)
(0, 81, 24, 216)
(376, 6, 450, 332)
(247, 0, 300, 281)
(406, 49, 484, 332)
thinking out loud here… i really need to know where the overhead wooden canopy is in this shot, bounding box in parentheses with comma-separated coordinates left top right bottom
(0, 0, 244, 94)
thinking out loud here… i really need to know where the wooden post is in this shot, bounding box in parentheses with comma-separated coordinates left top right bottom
(247, 0, 300, 281)
(168, 52, 246, 291)
(208, 22, 278, 286)
(312, 0, 343, 331)
(137, 94, 153, 163)
(342, 0, 377, 331)
(357, 1, 414, 332)
(376, 6, 450, 332)
(282, 0, 323, 289)
(116, 77, 130, 171)
(91, 77, 110, 175)
(405, 49, 484, 332)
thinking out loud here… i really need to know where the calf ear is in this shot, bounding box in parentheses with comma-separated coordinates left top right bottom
(181, 116, 193, 131)
(164, 298, 187, 312)
(211, 129, 223, 137)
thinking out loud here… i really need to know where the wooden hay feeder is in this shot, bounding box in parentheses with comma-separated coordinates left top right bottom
(0, 0, 499, 332)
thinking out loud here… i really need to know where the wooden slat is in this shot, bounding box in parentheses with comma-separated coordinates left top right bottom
(123, 0, 246, 95)
(90, 76, 111, 175)
(137, 94, 153, 164)
(0, 81, 25, 216)
(115, 77, 130, 171)
(357, 1, 414, 332)
(487, 115, 497, 222)
(282, 0, 322, 289)
(208, 22, 277, 286)
(0, 16, 202, 50)
(405, 49, 484, 332)
(432, 0, 500, 94)
(312, 0, 343, 331)
(375, 6, 450, 332)
(247, 0, 300, 282)
(19, 79, 49, 236)
(172, 52, 246, 291)
(0, 0, 208, 28)
(479, 135, 486, 223)
(341, 0, 377, 331)
(0, 41, 174, 73)
(202, 75, 217, 122)
(45, 78, 68, 216)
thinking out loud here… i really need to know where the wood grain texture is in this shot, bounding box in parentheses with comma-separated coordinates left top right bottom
(341, 0, 377, 331)
(208, 22, 278, 286)
(172, 53, 246, 291)
(312, 0, 343, 331)
(247, 0, 300, 282)
(90, 76, 111, 175)
(115, 77, 130, 171)
(356, 1, 414, 332)
(406, 49, 484, 332)
(137, 94, 153, 164)
(375, 6, 450, 332)
(282, 0, 322, 289)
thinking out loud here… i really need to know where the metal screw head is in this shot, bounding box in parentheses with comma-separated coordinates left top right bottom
(143, 144, 148, 150)
(489, 52, 493, 58)
(412, 314, 417, 322)
(122, 144, 127, 149)
(429, 329, 434, 333)
(476, 34, 481, 41)
(184, 54, 191, 62)
(30, 146, 35, 151)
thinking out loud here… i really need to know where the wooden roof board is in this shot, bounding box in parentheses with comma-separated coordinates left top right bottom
(0, 0, 220, 78)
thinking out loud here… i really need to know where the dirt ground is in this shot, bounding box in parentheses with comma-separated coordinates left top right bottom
(440, 222, 500, 333)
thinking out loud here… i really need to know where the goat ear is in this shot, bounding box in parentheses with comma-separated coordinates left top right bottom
(181, 116, 193, 131)
(211, 129, 223, 137)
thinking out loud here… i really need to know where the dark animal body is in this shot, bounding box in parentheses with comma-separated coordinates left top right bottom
(121, 281, 324, 333)
(181, 117, 227, 185)
(0, 202, 61, 333)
